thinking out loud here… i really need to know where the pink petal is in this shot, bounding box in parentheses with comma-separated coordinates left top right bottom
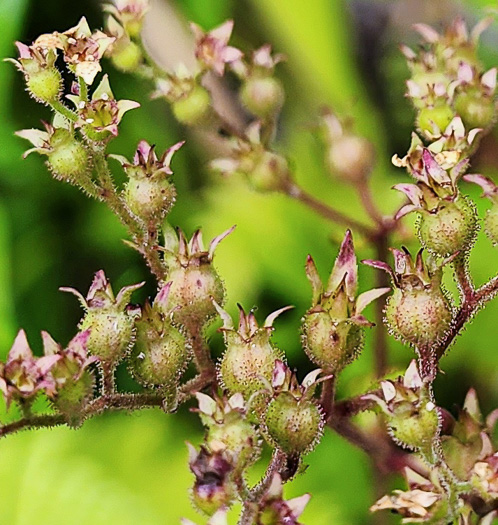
(8, 330, 33, 361)
(155, 281, 173, 311)
(393, 183, 423, 206)
(210, 20, 234, 44)
(41, 331, 61, 356)
(362, 259, 395, 283)
(208, 225, 236, 260)
(222, 46, 243, 63)
(161, 140, 185, 171)
(272, 359, 287, 388)
(264, 305, 293, 328)
(15, 41, 32, 59)
(355, 287, 390, 315)
(327, 230, 357, 297)
(395, 204, 420, 220)
(305, 255, 323, 305)
(457, 63, 474, 84)
(403, 360, 423, 389)
(115, 281, 145, 309)
(412, 23, 439, 43)
(286, 493, 311, 518)
(481, 68, 497, 92)
(463, 174, 497, 197)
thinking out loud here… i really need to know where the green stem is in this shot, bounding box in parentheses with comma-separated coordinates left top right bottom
(77, 76, 88, 102)
(49, 100, 78, 122)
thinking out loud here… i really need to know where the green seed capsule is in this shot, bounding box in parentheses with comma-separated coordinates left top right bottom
(47, 130, 89, 180)
(172, 85, 211, 126)
(111, 41, 142, 72)
(26, 68, 62, 103)
(389, 403, 439, 452)
(418, 196, 478, 256)
(454, 92, 495, 130)
(264, 392, 323, 454)
(385, 288, 452, 347)
(240, 77, 284, 118)
(124, 176, 176, 222)
(302, 313, 364, 373)
(417, 105, 455, 137)
(484, 204, 498, 246)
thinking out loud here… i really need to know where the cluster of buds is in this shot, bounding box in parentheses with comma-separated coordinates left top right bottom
(0, 329, 96, 422)
(302, 230, 389, 373)
(403, 18, 496, 138)
(393, 143, 478, 256)
(110, 139, 184, 225)
(129, 283, 190, 393)
(61, 270, 143, 369)
(464, 174, 498, 246)
(263, 361, 325, 455)
(210, 122, 290, 192)
(103, 0, 149, 73)
(364, 248, 453, 348)
(364, 361, 440, 452)
(159, 226, 234, 330)
(320, 110, 375, 184)
(216, 302, 290, 417)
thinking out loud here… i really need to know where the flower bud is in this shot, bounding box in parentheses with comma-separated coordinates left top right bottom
(188, 444, 236, 516)
(196, 392, 260, 471)
(416, 104, 455, 139)
(263, 362, 324, 455)
(240, 77, 284, 118)
(418, 195, 478, 256)
(129, 285, 190, 389)
(41, 330, 96, 425)
(256, 473, 310, 525)
(6, 41, 62, 103)
(216, 303, 290, 416)
(111, 40, 142, 72)
(16, 124, 90, 182)
(303, 231, 389, 372)
(322, 110, 375, 183)
(364, 248, 453, 347)
(60, 270, 144, 366)
(365, 361, 440, 452)
(172, 85, 211, 126)
(159, 227, 234, 328)
(455, 92, 495, 130)
(248, 151, 289, 192)
(111, 140, 183, 224)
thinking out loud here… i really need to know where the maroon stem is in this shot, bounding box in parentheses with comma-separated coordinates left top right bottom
(435, 274, 498, 360)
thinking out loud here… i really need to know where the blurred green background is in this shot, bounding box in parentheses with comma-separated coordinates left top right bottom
(0, 0, 497, 523)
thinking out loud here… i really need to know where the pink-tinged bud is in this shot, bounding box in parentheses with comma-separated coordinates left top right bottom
(42, 330, 96, 425)
(6, 42, 62, 103)
(217, 303, 290, 417)
(172, 85, 211, 126)
(364, 248, 453, 347)
(103, 0, 149, 38)
(0, 330, 59, 408)
(240, 77, 284, 118)
(256, 473, 310, 525)
(159, 227, 234, 328)
(188, 444, 236, 516)
(60, 270, 144, 366)
(129, 285, 190, 390)
(364, 361, 440, 452)
(264, 362, 324, 455)
(190, 20, 242, 76)
(112, 140, 183, 224)
(210, 122, 290, 192)
(16, 123, 89, 182)
(464, 174, 498, 246)
(441, 388, 488, 480)
(196, 393, 261, 471)
(322, 111, 374, 183)
(302, 231, 389, 372)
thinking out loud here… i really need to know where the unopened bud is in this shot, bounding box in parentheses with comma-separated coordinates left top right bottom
(485, 204, 498, 246)
(110, 40, 142, 72)
(328, 135, 374, 183)
(172, 85, 211, 126)
(240, 77, 284, 118)
(248, 151, 288, 192)
(454, 91, 496, 130)
(417, 105, 455, 139)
